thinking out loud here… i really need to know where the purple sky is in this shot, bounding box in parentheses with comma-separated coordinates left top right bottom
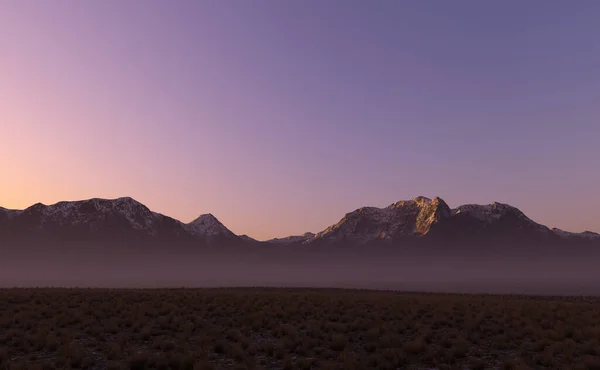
(1, 0, 599, 240)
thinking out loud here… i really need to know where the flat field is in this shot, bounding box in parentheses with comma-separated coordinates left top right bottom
(2, 288, 600, 369)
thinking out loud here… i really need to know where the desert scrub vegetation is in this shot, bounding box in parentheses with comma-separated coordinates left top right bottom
(1, 289, 600, 369)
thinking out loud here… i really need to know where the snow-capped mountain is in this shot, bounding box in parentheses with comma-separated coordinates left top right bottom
(293, 196, 595, 247)
(305, 196, 451, 245)
(23, 197, 162, 232)
(184, 213, 243, 245)
(185, 214, 236, 238)
(0, 197, 238, 246)
(0, 195, 597, 249)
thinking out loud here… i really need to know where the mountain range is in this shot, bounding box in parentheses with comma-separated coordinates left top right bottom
(0, 196, 598, 248)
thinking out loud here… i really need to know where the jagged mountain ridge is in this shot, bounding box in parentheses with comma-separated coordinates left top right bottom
(0, 196, 598, 247)
(305, 196, 451, 245)
(0, 197, 242, 246)
(289, 196, 598, 246)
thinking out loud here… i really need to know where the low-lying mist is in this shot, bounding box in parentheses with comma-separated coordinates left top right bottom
(1, 243, 599, 295)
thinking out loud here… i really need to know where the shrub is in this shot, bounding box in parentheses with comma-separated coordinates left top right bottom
(213, 340, 226, 354)
(128, 353, 149, 370)
(107, 342, 122, 361)
(583, 355, 600, 370)
(450, 338, 470, 359)
(0, 347, 7, 361)
(330, 334, 346, 351)
(470, 358, 487, 370)
(403, 337, 426, 355)
(537, 350, 555, 367)
(3, 289, 600, 370)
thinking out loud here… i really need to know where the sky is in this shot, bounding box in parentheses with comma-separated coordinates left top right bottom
(1, 0, 599, 240)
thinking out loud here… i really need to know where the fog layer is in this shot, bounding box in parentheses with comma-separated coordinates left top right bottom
(1, 244, 599, 295)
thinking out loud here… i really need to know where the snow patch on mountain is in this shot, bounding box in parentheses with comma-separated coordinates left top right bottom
(2, 196, 598, 246)
(452, 202, 552, 234)
(552, 228, 600, 240)
(186, 213, 236, 238)
(268, 232, 316, 244)
(452, 202, 523, 222)
(1, 197, 243, 242)
(302, 196, 583, 245)
(31, 197, 161, 231)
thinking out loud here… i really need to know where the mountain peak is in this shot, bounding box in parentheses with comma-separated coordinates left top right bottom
(413, 196, 432, 203)
(192, 213, 217, 222)
(33, 197, 159, 231)
(26, 202, 47, 211)
(453, 201, 526, 222)
(1, 195, 598, 247)
(306, 196, 574, 246)
(311, 196, 452, 245)
(0, 197, 244, 245)
(415, 196, 452, 235)
(186, 213, 236, 238)
(98, 196, 148, 208)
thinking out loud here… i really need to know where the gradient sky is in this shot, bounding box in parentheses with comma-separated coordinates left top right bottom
(1, 0, 599, 240)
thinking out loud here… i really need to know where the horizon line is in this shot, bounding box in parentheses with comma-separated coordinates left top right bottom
(2, 195, 598, 240)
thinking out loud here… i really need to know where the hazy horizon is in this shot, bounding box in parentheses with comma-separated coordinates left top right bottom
(2, 242, 599, 295)
(1, 1, 600, 239)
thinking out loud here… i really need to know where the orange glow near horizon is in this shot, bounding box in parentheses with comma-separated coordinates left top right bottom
(2, 2, 600, 240)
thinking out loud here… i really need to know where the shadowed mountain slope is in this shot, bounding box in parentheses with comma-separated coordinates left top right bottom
(0, 197, 242, 247)
(0, 196, 598, 249)
(286, 196, 598, 248)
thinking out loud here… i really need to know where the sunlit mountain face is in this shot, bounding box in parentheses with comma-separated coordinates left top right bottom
(0, 195, 598, 294)
(0, 196, 598, 248)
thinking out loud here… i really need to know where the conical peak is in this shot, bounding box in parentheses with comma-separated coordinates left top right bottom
(191, 213, 219, 223)
(185, 212, 237, 238)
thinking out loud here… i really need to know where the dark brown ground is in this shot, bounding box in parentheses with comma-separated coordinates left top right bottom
(2, 288, 600, 370)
